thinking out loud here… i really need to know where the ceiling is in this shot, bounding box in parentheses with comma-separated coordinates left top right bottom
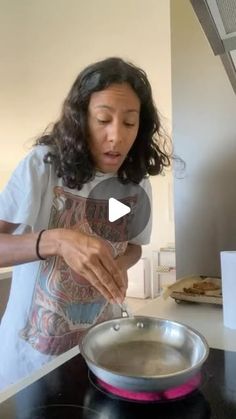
(190, 0, 236, 93)
(207, 0, 236, 68)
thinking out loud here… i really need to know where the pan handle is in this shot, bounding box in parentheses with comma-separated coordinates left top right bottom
(118, 302, 131, 318)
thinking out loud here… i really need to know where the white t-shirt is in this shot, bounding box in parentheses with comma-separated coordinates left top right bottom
(0, 145, 152, 389)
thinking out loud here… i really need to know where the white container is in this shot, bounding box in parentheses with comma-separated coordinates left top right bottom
(220, 251, 236, 330)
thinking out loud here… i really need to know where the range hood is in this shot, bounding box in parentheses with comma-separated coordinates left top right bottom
(190, 0, 236, 94)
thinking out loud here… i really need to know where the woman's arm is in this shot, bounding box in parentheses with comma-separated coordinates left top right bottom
(0, 220, 125, 303)
(0, 221, 45, 266)
(116, 243, 142, 271)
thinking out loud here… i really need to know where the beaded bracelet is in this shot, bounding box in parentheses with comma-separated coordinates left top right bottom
(36, 229, 46, 260)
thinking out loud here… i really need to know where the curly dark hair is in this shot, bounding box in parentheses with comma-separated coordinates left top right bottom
(36, 57, 172, 189)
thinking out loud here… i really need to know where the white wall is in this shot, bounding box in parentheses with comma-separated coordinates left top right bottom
(0, 0, 174, 254)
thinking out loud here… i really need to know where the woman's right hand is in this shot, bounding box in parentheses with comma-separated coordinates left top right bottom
(0, 222, 125, 304)
(52, 228, 125, 304)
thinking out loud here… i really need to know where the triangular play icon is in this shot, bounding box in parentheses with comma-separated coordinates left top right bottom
(108, 198, 131, 222)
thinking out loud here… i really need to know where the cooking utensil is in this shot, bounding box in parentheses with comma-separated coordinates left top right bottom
(80, 316, 209, 392)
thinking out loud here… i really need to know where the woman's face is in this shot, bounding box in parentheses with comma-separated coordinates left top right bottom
(87, 82, 140, 173)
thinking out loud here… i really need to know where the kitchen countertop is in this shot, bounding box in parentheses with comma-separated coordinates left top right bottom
(0, 267, 12, 280)
(1, 295, 236, 404)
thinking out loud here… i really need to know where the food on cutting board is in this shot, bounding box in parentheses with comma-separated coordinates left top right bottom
(183, 287, 205, 295)
(183, 280, 221, 295)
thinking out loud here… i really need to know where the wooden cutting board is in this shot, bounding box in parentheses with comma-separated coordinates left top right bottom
(162, 275, 222, 305)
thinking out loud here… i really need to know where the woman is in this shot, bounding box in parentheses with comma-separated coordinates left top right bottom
(0, 57, 171, 389)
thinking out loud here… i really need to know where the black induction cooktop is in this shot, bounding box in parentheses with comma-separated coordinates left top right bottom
(0, 348, 236, 418)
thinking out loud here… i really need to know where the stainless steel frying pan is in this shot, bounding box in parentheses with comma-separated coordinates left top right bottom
(80, 316, 209, 392)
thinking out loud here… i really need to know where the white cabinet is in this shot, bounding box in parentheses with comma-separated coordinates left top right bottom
(127, 258, 151, 299)
(126, 250, 176, 300)
(152, 248, 176, 298)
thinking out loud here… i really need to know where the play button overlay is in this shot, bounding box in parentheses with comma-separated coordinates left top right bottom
(109, 198, 131, 222)
(85, 177, 151, 242)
